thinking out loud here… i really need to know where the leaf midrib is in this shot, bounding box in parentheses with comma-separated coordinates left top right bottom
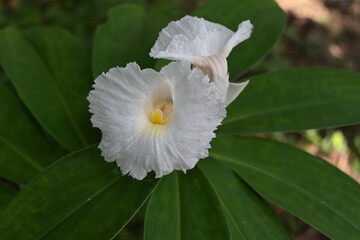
(25, 34, 89, 149)
(211, 153, 360, 233)
(38, 175, 122, 239)
(198, 166, 248, 240)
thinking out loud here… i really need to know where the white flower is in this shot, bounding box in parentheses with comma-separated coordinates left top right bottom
(150, 15, 253, 105)
(88, 61, 226, 180)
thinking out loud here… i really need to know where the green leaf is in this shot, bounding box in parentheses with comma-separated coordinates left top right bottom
(0, 181, 18, 211)
(0, 81, 58, 184)
(198, 158, 291, 240)
(194, 0, 286, 78)
(144, 169, 230, 240)
(0, 27, 99, 151)
(42, 175, 157, 240)
(92, 5, 169, 77)
(211, 136, 360, 239)
(220, 67, 360, 133)
(0, 146, 158, 239)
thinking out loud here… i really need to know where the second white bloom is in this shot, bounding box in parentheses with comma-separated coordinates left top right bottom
(150, 16, 253, 105)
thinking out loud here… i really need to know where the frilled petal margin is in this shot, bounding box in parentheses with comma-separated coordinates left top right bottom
(150, 15, 253, 105)
(88, 61, 226, 180)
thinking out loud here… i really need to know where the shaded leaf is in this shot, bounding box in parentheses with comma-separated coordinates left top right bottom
(0, 181, 18, 211)
(220, 67, 360, 133)
(144, 169, 230, 240)
(0, 27, 98, 151)
(0, 81, 58, 184)
(0, 147, 157, 239)
(198, 158, 291, 240)
(42, 173, 157, 240)
(211, 136, 360, 239)
(92, 5, 169, 77)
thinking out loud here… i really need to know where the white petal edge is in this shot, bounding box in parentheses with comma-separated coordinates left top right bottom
(150, 15, 234, 61)
(87, 61, 226, 180)
(222, 20, 254, 57)
(226, 80, 249, 106)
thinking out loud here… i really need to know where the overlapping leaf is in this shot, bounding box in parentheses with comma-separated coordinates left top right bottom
(145, 169, 230, 240)
(0, 182, 17, 211)
(92, 5, 169, 77)
(0, 147, 158, 239)
(0, 81, 58, 184)
(211, 136, 360, 239)
(198, 158, 291, 240)
(0, 27, 99, 151)
(1, 1, 359, 240)
(220, 67, 360, 134)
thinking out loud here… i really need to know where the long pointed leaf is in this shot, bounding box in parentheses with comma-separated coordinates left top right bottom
(0, 27, 98, 151)
(0, 146, 118, 238)
(198, 158, 291, 240)
(0, 147, 157, 239)
(144, 169, 231, 240)
(211, 136, 360, 239)
(41, 174, 157, 240)
(0, 81, 58, 184)
(220, 67, 360, 133)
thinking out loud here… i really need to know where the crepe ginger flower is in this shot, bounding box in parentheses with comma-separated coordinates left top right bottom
(150, 16, 253, 105)
(88, 61, 226, 180)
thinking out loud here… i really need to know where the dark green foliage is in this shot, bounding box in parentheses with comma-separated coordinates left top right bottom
(220, 67, 360, 134)
(0, 0, 359, 239)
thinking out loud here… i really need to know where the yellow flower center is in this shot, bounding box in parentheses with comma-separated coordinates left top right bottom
(150, 102, 173, 125)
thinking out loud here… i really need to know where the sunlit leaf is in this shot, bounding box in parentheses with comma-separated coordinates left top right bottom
(220, 67, 360, 133)
(211, 135, 360, 239)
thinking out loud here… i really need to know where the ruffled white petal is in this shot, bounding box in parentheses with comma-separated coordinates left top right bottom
(222, 20, 253, 57)
(87, 61, 226, 180)
(150, 15, 253, 103)
(226, 80, 249, 106)
(150, 15, 233, 61)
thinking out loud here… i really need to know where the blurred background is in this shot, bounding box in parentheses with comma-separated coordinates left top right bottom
(1, 0, 359, 239)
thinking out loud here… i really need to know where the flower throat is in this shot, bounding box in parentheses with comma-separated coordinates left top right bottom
(150, 102, 173, 124)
